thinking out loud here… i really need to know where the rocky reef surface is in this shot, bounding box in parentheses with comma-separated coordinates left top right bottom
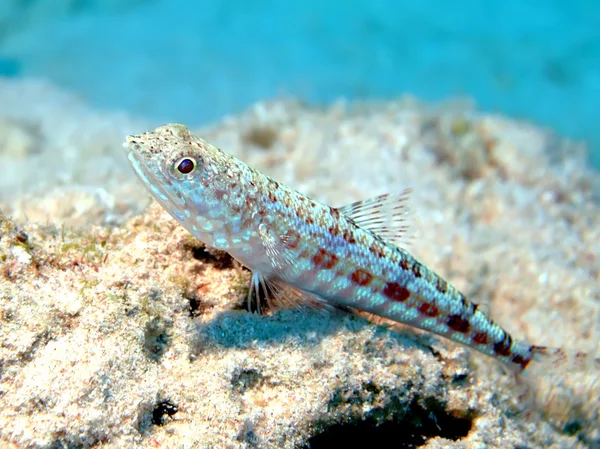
(1, 78, 599, 448)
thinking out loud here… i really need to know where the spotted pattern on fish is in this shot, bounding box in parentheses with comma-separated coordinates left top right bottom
(124, 123, 598, 374)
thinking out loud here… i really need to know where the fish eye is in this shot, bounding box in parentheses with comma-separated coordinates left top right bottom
(174, 157, 198, 175)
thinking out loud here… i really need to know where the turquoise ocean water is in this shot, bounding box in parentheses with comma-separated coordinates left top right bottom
(1, 0, 599, 167)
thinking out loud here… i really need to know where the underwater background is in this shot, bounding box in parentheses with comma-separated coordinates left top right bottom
(1, 1, 600, 448)
(1, 0, 599, 167)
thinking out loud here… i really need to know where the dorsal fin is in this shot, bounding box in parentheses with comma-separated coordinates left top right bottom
(337, 189, 413, 249)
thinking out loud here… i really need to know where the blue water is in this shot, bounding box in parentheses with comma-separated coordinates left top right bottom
(1, 0, 599, 167)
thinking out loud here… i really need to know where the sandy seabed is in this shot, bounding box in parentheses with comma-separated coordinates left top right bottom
(0, 78, 599, 448)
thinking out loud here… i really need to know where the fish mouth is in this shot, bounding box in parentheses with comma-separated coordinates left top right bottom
(124, 143, 190, 224)
(124, 144, 161, 192)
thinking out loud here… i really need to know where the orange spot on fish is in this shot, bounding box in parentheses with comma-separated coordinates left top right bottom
(436, 278, 447, 294)
(412, 262, 422, 278)
(312, 248, 338, 270)
(342, 230, 356, 244)
(447, 314, 470, 333)
(383, 282, 410, 302)
(472, 332, 489, 345)
(418, 302, 439, 317)
(351, 269, 373, 286)
(493, 333, 513, 357)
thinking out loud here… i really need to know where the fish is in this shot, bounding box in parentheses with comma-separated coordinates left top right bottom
(124, 123, 597, 375)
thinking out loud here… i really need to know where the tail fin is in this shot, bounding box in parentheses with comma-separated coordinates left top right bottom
(529, 345, 600, 373)
(522, 346, 600, 432)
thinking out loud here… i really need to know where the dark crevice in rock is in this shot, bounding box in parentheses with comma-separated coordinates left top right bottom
(307, 398, 472, 449)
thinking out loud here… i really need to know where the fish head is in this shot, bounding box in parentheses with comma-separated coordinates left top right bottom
(124, 123, 247, 244)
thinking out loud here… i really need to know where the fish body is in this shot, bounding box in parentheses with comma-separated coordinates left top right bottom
(125, 123, 592, 373)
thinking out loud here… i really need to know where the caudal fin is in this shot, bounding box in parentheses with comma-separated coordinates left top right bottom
(529, 345, 600, 373)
